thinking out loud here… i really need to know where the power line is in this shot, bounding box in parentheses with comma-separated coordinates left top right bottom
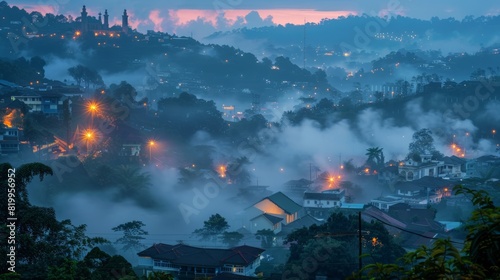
(362, 212, 465, 245)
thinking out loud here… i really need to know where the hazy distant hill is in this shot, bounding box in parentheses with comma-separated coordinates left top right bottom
(206, 15, 500, 51)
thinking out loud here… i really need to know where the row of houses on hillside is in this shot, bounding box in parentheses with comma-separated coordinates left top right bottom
(371, 176, 452, 210)
(363, 203, 463, 250)
(378, 154, 500, 182)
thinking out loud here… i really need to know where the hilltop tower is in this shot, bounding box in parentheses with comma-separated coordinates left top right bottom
(98, 12, 102, 25)
(103, 9, 109, 29)
(81, 5, 88, 33)
(122, 9, 129, 34)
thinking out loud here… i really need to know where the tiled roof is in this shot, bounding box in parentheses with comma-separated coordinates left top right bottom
(251, 213, 283, 225)
(303, 191, 343, 201)
(138, 243, 264, 267)
(278, 214, 323, 236)
(255, 192, 302, 214)
(395, 176, 450, 192)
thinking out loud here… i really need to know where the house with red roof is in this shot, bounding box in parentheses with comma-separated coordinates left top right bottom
(137, 243, 264, 279)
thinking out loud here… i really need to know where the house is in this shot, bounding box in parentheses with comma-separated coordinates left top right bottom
(250, 213, 283, 234)
(388, 203, 444, 233)
(440, 156, 465, 179)
(137, 243, 264, 278)
(370, 196, 404, 211)
(303, 189, 345, 219)
(394, 176, 449, 205)
(0, 80, 20, 88)
(10, 92, 68, 115)
(362, 206, 407, 236)
(0, 126, 20, 154)
(277, 214, 323, 244)
(378, 165, 399, 182)
(363, 205, 446, 250)
(243, 192, 302, 233)
(282, 178, 313, 199)
(466, 155, 500, 178)
(111, 121, 143, 160)
(398, 155, 465, 181)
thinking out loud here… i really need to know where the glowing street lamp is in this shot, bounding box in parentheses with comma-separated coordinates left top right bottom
(86, 101, 101, 125)
(84, 130, 94, 153)
(148, 140, 155, 162)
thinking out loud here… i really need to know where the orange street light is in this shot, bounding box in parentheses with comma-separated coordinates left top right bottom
(149, 140, 155, 162)
(86, 101, 101, 125)
(84, 130, 94, 153)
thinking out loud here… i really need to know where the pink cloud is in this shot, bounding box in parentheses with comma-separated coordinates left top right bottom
(168, 9, 219, 26)
(224, 9, 356, 25)
(163, 9, 356, 31)
(149, 10, 164, 32)
(12, 4, 57, 15)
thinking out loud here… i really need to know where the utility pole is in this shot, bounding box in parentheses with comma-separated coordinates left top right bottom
(358, 211, 362, 272)
(315, 211, 367, 277)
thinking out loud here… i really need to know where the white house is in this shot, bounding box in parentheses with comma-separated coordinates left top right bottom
(398, 155, 465, 181)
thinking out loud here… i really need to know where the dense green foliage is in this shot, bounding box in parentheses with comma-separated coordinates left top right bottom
(283, 212, 406, 280)
(355, 185, 500, 279)
(0, 163, 135, 280)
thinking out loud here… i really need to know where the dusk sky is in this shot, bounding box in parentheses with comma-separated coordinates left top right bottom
(7, 0, 500, 38)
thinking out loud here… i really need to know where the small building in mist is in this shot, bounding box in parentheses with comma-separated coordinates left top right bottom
(242, 192, 302, 233)
(302, 189, 346, 219)
(137, 243, 264, 278)
(370, 196, 404, 211)
(0, 126, 20, 154)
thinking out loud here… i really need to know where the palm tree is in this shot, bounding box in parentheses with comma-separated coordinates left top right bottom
(365, 147, 385, 170)
(113, 165, 151, 196)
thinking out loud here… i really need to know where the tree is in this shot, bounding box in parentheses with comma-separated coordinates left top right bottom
(406, 128, 443, 161)
(365, 147, 384, 170)
(111, 81, 137, 103)
(284, 212, 405, 280)
(113, 165, 152, 198)
(47, 258, 77, 280)
(147, 271, 174, 280)
(0, 162, 107, 279)
(68, 65, 85, 87)
(112, 220, 149, 252)
(193, 214, 230, 243)
(355, 185, 499, 280)
(221, 231, 244, 247)
(68, 65, 104, 89)
(255, 229, 275, 249)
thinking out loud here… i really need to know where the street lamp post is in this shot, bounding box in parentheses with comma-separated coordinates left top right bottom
(149, 141, 155, 162)
(87, 101, 100, 126)
(85, 131, 93, 154)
